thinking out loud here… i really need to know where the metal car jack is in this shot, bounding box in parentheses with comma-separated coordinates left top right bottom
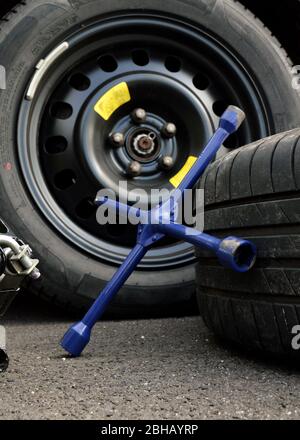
(0, 224, 40, 371)
(61, 106, 257, 358)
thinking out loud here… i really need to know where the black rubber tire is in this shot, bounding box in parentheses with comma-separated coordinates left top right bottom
(1, 0, 300, 316)
(196, 129, 300, 357)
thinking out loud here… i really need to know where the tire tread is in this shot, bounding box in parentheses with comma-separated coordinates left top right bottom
(197, 129, 300, 357)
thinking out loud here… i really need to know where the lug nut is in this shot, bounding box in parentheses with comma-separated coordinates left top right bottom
(160, 156, 174, 170)
(109, 132, 125, 147)
(128, 161, 142, 177)
(131, 108, 147, 124)
(162, 122, 177, 138)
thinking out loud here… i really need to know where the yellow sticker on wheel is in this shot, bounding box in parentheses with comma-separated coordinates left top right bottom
(170, 156, 197, 188)
(94, 82, 131, 120)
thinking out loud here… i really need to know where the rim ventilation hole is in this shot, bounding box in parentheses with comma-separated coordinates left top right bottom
(165, 56, 182, 73)
(69, 73, 91, 91)
(54, 169, 77, 190)
(213, 100, 230, 117)
(76, 198, 97, 220)
(193, 73, 210, 90)
(50, 102, 73, 120)
(98, 54, 118, 72)
(131, 50, 150, 66)
(224, 133, 239, 149)
(45, 136, 68, 154)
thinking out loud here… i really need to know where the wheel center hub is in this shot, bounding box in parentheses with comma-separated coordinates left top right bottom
(130, 129, 158, 160)
(135, 132, 156, 154)
(79, 73, 215, 192)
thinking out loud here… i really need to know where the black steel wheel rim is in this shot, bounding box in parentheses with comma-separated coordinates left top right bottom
(18, 14, 271, 269)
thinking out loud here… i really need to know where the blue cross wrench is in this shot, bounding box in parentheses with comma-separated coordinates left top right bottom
(61, 106, 257, 357)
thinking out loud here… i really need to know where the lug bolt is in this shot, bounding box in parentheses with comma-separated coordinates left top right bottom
(109, 132, 125, 147)
(131, 108, 147, 124)
(128, 161, 142, 177)
(162, 122, 177, 138)
(160, 156, 174, 170)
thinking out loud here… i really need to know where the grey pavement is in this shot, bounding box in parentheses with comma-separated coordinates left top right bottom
(0, 294, 300, 420)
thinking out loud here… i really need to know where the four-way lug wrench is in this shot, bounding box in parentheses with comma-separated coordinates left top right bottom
(61, 106, 257, 357)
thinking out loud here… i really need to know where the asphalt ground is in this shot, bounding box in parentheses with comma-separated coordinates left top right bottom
(0, 294, 300, 420)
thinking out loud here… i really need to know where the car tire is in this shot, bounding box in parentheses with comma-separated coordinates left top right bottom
(197, 129, 300, 357)
(0, 0, 300, 316)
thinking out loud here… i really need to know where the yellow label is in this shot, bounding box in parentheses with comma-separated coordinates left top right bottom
(170, 156, 197, 188)
(94, 82, 131, 120)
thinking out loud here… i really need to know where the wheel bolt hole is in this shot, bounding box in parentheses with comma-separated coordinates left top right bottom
(50, 102, 73, 120)
(45, 136, 68, 154)
(76, 198, 96, 220)
(213, 100, 230, 117)
(165, 56, 182, 73)
(69, 73, 91, 91)
(54, 170, 77, 190)
(131, 49, 150, 66)
(98, 54, 118, 72)
(193, 73, 210, 90)
(224, 133, 239, 149)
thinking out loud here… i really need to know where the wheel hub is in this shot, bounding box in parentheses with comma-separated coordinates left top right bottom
(124, 110, 177, 164)
(132, 131, 157, 158)
(75, 72, 213, 206)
